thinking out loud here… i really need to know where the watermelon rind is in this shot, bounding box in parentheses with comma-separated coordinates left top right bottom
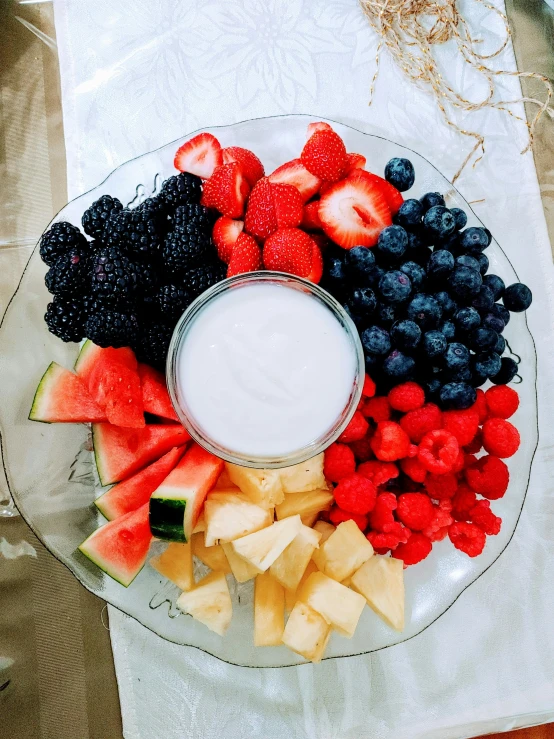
(29, 362, 106, 424)
(149, 498, 188, 542)
(29, 362, 58, 424)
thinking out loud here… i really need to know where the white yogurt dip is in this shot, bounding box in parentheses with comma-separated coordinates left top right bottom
(176, 282, 358, 458)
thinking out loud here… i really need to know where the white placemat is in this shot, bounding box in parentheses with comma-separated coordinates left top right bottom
(53, 1, 554, 737)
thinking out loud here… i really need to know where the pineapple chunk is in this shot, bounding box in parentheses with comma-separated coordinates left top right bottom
(192, 533, 231, 574)
(204, 492, 272, 546)
(284, 560, 318, 612)
(150, 541, 194, 592)
(176, 571, 232, 636)
(270, 525, 321, 591)
(312, 520, 374, 582)
(254, 572, 285, 646)
(221, 542, 259, 583)
(231, 515, 302, 573)
(313, 520, 336, 544)
(279, 453, 325, 493)
(213, 468, 240, 491)
(275, 489, 333, 520)
(282, 601, 331, 662)
(193, 511, 206, 534)
(301, 511, 319, 528)
(298, 571, 366, 638)
(350, 555, 405, 631)
(225, 463, 284, 508)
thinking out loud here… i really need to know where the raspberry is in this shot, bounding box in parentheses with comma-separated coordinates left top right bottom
(464, 429, 483, 455)
(362, 374, 376, 398)
(397, 492, 434, 530)
(393, 532, 433, 566)
(357, 461, 399, 487)
(485, 385, 519, 419)
(329, 506, 368, 531)
(370, 421, 411, 462)
(400, 403, 442, 443)
(324, 443, 356, 483)
(368, 492, 397, 531)
(426, 526, 449, 542)
(469, 500, 502, 535)
(400, 457, 428, 483)
(349, 434, 374, 462)
(362, 396, 391, 423)
(333, 473, 377, 515)
(367, 528, 409, 552)
(451, 483, 477, 522)
(417, 429, 460, 474)
(338, 411, 369, 443)
(424, 473, 458, 500)
(448, 522, 486, 557)
(422, 503, 454, 538)
(452, 449, 466, 474)
(471, 388, 489, 424)
(442, 408, 479, 447)
(464, 455, 509, 500)
(387, 382, 424, 412)
(482, 418, 520, 458)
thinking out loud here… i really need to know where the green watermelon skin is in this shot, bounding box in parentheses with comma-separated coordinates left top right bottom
(29, 362, 107, 423)
(138, 364, 179, 422)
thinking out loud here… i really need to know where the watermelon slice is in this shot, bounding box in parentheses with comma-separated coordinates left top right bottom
(138, 364, 179, 422)
(89, 361, 145, 428)
(75, 341, 137, 386)
(149, 443, 224, 542)
(79, 503, 152, 586)
(95, 446, 185, 520)
(29, 362, 107, 423)
(93, 423, 190, 485)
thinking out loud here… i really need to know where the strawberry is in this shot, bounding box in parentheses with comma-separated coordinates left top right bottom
(268, 159, 321, 202)
(301, 129, 347, 182)
(301, 200, 322, 231)
(306, 121, 333, 139)
(310, 233, 330, 252)
(174, 132, 222, 180)
(349, 170, 403, 215)
(307, 241, 323, 284)
(244, 177, 277, 240)
(318, 169, 392, 249)
(263, 228, 314, 278)
(201, 162, 250, 219)
(319, 181, 334, 197)
(212, 216, 244, 264)
(227, 232, 262, 277)
(222, 146, 264, 187)
(271, 183, 303, 229)
(346, 152, 367, 173)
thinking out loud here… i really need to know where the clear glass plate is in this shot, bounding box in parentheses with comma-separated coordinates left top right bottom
(0, 114, 538, 667)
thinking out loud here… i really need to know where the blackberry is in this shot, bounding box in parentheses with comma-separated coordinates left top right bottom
(136, 196, 169, 223)
(163, 228, 215, 274)
(172, 203, 212, 232)
(134, 259, 160, 296)
(156, 284, 193, 322)
(45, 248, 89, 298)
(159, 172, 202, 210)
(85, 305, 139, 348)
(105, 208, 162, 259)
(135, 322, 174, 370)
(90, 247, 142, 303)
(82, 195, 123, 239)
(40, 222, 87, 266)
(45, 298, 86, 343)
(181, 261, 226, 300)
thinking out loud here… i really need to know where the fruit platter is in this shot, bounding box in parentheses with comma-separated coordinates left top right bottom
(0, 115, 537, 667)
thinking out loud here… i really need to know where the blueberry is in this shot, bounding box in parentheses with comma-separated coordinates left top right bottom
(473, 351, 502, 379)
(448, 266, 482, 301)
(362, 326, 391, 355)
(395, 199, 423, 229)
(483, 274, 505, 301)
(366, 265, 386, 290)
(399, 261, 426, 290)
(439, 319, 456, 341)
(471, 365, 489, 388)
(420, 192, 445, 212)
(323, 256, 346, 293)
(503, 283, 532, 312)
(343, 303, 365, 330)
(476, 253, 489, 275)
(445, 366, 473, 383)
(423, 330, 447, 358)
(407, 231, 425, 251)
(490, 302, 510, 326)
(437, 234, 461, 255)
(344, 246, 375, 283)
(491, 356, 519, 384)
(481, 312, 505, 334)
(377, 226, 408, 262)
(468, 327, 499, 352)
(450, 207, 468, 230)
(376, 302, 397, 326)
(427, 249, 455, 279)
(348, 287, 377, 315)
(454, 306, 481, 332)
(423, 206, 456, 240)
(390, 319, 421, 350)
(383, 350, 415, 379)
(444, 342, 470, 371)
(379, 270, 412, 303)
(494, 333, 506, 355)
(434, 291, 457, 316)
(484, 227, 493, 246)
(406, 293, 442, 329)
(384, 158, 415, 192)
(459, 227, 489, 253)
(471, 285, 495, 312)
(456, 255, 480, 272)
(410, 247, 432, 267)
(423, 378, 443, 401)
(439, 382, 476, 410)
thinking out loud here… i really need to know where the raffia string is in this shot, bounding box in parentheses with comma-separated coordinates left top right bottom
(358, 0, 554, 182)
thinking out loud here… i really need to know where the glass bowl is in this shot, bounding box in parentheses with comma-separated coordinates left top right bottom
(0, 114, 538, 667)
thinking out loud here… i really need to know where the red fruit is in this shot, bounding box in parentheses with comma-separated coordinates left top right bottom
(338, 411, 369, 443)
(362, 374, 376, 398)
(358, 461, 399, 487)
(350, 170, 404, 216)
(212, 216, 244, 264)
(388, 382, 425, 412)
(201, 162, 250, 218)
(464, 428, 483, 455)
(370, 421, 411, 462)
(301, 129, 347, 182)
(448, 522, 486, 557)
(451, 449, 466, 474)
(393, 532, 432, 566)
(329, 506, 368, 531)
(424, 472, 458, 500)
(244, 178, 277, 240)
(400, 403, 442, 444)
(333, 473, 377, 515)
(442, 408, 479, 447)
(422, 503, 453, 539)
(397, 493, 434, 531)
(306, 241, 323, 284)
(400, 457, 428, 483)
(469, 500, 502, 535)
(485, 385, 519, 419)
(472, 388, 488, 423)
(263, 227, 314, 278)
(309, 233, 330, 252)
(323, 443, 356, 483)
(319, 181, 334, 197)
(426, 526, 449, 543)
(227, 232, 262, 277)
(174, 132, 222, 179)
(138, 364, 178, 422)
(268, 159, 321, 202)
(418, 429, 459, 474)
(271, 183, 303, 228)
(369, 492, 397, 532)
(482, 418, 520, 458)
(221, 146, 264, 186)
(362, 396, 391, 422)
(89, 361, 144, 428)
(367, 529, 409, 552)
(306, 121, 333, 139)
(348, 434, 374, 463)
(464, 455, 509, 500)
(451, 483, 477, 522)
(318, 171, 392, 249)
(301, 201, 322, 231)
(345, 152, 367, 173)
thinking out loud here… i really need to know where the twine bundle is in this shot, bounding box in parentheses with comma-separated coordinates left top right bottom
(359, 0, 554, 181)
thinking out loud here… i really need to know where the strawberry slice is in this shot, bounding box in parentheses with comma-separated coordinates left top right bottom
(346, 152, 367, 173)
(349, 169, 403, 215)
(201, 162, 250, 219)
(227, 232, 263, 277)
(222, 146, 264, 187)
(268, 159, 321, 203)
(263, 227, 314, 278)
(271, 183, 303, 229)
(318, 170, 392, 249)
(174, 133, 222, 180)
(301, 129, 347, 183)
(244, 177, 277, 240)
(301, 200, 322, 231)
(213, 216, 244, 264)
(306, 121, 333, 139)
(319, 181, 334, 197)
(307, 241, 323, 284)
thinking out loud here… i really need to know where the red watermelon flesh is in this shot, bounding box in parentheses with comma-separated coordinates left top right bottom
(29, 362, 107, 423)
(95, 446, 185, 520)
(93, 423, 190, 485)
(89, 361, 145, 428)
(78, 503, 152, 586)
(75, 341, 137, 386)
(138, 364, 179, 422)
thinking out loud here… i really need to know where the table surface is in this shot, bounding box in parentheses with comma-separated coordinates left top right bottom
(1, 2, 553, 738)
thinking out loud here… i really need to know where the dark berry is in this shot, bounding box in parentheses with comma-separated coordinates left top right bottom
(406, 293, 442, 329)
(90, 247, 141, 303)
(423, 330, 447, 358)
(459, 227, 489, 253)
(156, 284, 193, 322)
(105, 207, 164, 258)
(85, 306, 139, 349)
(503, 283, 532, 312)
(483, 228, 493, 246)
(349, 287, 377, 316)
(134, 322, 173, 370)
(448, 266, 482, 301)
(134, 260, 160, 297)
(423, 378, 443, 401)
(491, 357, 519, 385)
(434, 291, 457, 316)
(384, 158, 415, 192)
(476, 253, 489, 275)
(390, 319, 421, 350)
(159, 172, 202, 210)
(423, 206, 456, 241)
(40, 222, 87, 267)
(82, 195, 123, 239)
(481, 312, 504, 334)
(383, 350, 415, 379)
(323, 255, 346, 295)
(446, 366, 473, 383)
(437, 233, 461, 255)
(450, 207, 467, 230)
(468, 327, 498, 352)
(494, 333, 506, 355)
(377, 226, 408, 262)
(45, 248, 89, 298)
(471, 285, 495, 312)
(456, 255, 480, 272)
(483, 274, 505, 301)
(395, 199, 423, 229)
(344, 246, 375, 283)
(444, 342, 470, 371)
(379, 270, 412, 303)
(375, 302, 396, 326)
(181, 261, 226, 299)
(399, 261, 426, 290)
(362, 326, 391, 356)
(473, 352, 502, 379)
(490, 302, 511, 326)
(439, 320, 456, 341)
(410, 247, 432, 267)
(427, 249, 455, 279)
(163, 228, 214, 274)
(440, 382, 476, 410)
(407, 231, 424, 251)
(420, 192, 445, 212)
(44, 298, 85, 343)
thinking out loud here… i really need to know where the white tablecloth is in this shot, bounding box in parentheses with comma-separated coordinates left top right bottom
(53, 1, 554, 737)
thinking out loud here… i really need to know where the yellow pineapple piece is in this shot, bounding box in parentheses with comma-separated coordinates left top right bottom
(221, 542, 259, 583)
(230, 515, 302, 572)
(193, 511, 206, 534)
(192, 533, 231, 574)
(269, 525, 321, 591)
(213, 468, 240, 491)
(281, 601, 331, 663)
(176, 571, 232, 636)
(204, 492, 272, 546)
(254, 571, 285, 646)
(312, 520, 374, 582)
(284, 560, 318, 612)
(300, 511, 319, 527)
(225, 463, 284, 508)
(298, 571, 366, 638)
(350, 555, 405, 631)
(275, 489, 333, 521)
(150, 541, 194, 592)
(279, 453, 325, 493)
(313, 520, 336, 544)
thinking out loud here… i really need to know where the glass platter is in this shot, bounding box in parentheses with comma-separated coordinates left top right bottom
(0, 114, 538, 667)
